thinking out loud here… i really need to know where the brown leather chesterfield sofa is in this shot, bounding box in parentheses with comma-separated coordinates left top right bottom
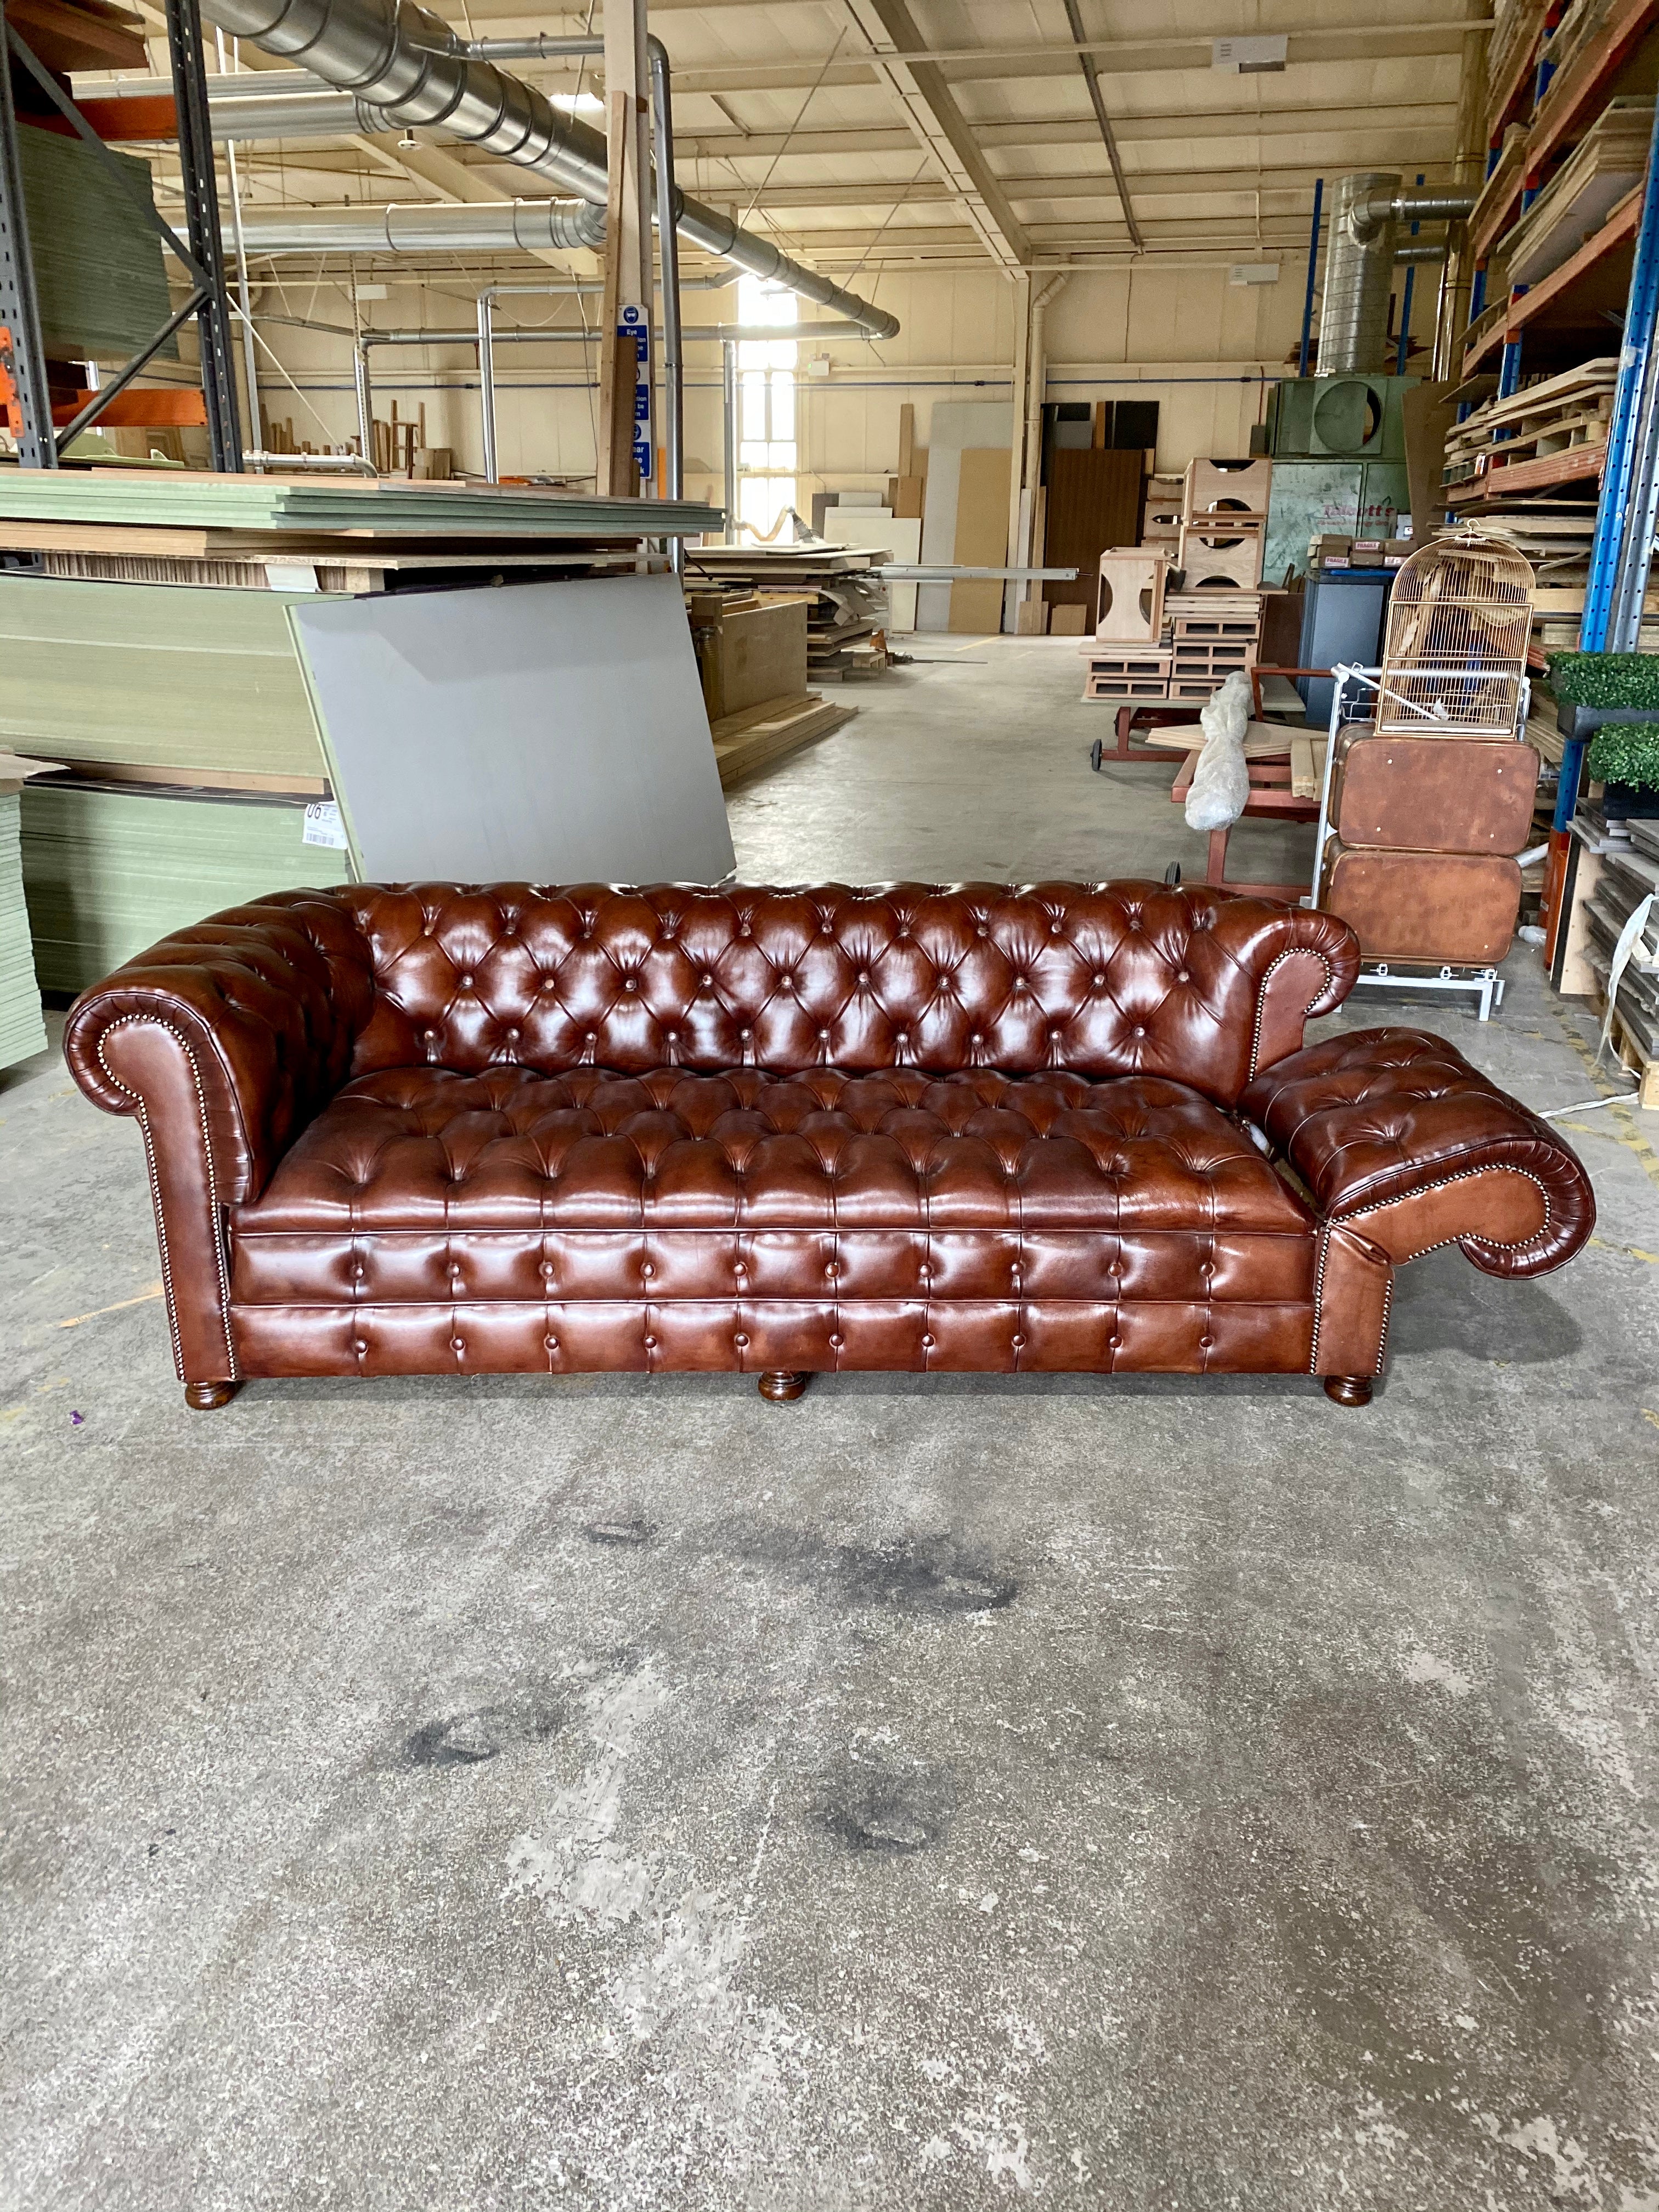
(64, 881, 1594, 1412)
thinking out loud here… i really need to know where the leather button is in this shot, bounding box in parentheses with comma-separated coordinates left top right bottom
(819, 1028, 830, 1042)
(740, 1028, 752, 1040)
(1200, 1335, 1215, 1351)
(353, 1338, 367, 1354)
(448, 1263, 462, 1279)
(829, 1333, 844, 1350)
(667, 1030, 679, 1044)
(450, 1336, 465, 1352)
(1132, 1025, 1145, 1039)
(781, 974, 793, 989)
(624, 979, 637, 993)
(733, 1332, 749, 1348)
(971, 1033, 984, 1047)
(1050, 1030, 1062, 1044)
(976, 924, 988, 937)
(541, 1262, 555, 1279)
(544, 1334, 558, 1352)
(825, 1263, 838, 1279)
(644, 1334, 657, 1349)
(1013, 979, 1026, 994)
(1109, 1335, 1122, 1352)
(460, 974, 473, 988)
(641, 1262, 654, 1278)
(1050, 921, 1062, 935)
(896, 1031, 910, 1046)
(1092, 974, 1106, 987)
(506, 1028, 521, 1043)
(1177, 969, 1190, 983)
(702, 973, 714, 988)
(424, 1029, 437, 1043)
(353, 1266, 365, 1282)
(922, 1334, 935, 1349)
(585, 1031, 596, 1045)
(1011, 1333, 1025, 1349)
(857, 970, 870, 985)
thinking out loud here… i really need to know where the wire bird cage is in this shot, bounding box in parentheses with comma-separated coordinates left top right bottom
(1375, 530, 1536, 737)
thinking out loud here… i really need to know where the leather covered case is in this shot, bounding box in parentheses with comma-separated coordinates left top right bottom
(1322, 846, 1524, 964)
(1333, 736, 1539, 855)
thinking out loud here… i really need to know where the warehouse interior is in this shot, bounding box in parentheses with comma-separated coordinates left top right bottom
(5, 2, 1659, 2206)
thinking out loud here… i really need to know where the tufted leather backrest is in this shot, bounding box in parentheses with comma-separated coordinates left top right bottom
(326, 881, 1357, 1109)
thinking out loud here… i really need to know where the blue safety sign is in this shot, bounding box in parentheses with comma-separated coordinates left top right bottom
(618, 302, 652, 482)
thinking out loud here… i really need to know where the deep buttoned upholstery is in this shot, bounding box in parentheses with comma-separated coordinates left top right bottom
(64, 881, 1595, 1396)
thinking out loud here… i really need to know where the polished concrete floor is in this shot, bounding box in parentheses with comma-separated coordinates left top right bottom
(5, 637, 1659, 2210)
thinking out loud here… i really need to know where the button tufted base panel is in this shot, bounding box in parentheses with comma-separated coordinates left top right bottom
(228, 1294, 1317, 1378)
(225, 1061, 1324, 1378)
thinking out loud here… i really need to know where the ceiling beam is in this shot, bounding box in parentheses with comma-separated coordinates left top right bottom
(591, 24, 1477, 97)
(840, 0, 1029, 272)
(673, 105, 1459, 160)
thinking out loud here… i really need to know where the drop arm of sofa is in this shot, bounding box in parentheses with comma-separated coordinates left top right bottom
(1238, 1028, 1595, 1278)
(62, 896, 375, 1384)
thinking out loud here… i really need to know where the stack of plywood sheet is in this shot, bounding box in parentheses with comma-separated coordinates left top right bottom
(0, 473, 723, 990)
(685, 544, 893, 678)
(0, 754, 55, 1072)
(1506, 98, 1654, 286)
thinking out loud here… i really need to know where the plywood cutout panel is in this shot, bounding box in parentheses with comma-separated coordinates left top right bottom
(950, 446, 1013, 634)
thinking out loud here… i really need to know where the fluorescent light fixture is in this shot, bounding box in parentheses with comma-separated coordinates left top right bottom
(1229, 262, 1282, 286)
(1212, 34, 1289, 72)
(550, 92, 604, 113)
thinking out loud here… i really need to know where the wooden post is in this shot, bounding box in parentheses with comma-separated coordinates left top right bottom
(598, 0, 654, 496)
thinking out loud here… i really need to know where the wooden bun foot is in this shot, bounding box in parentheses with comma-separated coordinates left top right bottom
(184, 1380, 241, 1411)
(758, 1369, 809, 1402)
(1323, 1375, 1374, 1408)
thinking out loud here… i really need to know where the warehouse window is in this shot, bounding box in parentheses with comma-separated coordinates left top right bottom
(737, 275, 797, 539)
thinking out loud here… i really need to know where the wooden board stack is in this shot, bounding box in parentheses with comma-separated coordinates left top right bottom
(0, 472, 724, 989)
(684, 543, 894, 680)
(1444, 358, 1618, 501)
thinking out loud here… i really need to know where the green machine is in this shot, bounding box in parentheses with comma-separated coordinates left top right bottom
(1255, 372, 1417, 583)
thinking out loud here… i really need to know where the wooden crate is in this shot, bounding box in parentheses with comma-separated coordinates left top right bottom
(1177, 522, 1265, 590)
(1095, 549, 1167, 642)
(1183, 456, 1272, 522)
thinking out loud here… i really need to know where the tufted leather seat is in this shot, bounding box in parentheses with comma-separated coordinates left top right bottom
(63, 881, 1595, 1404)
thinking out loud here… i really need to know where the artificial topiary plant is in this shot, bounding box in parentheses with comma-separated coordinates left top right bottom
(1547, 651, 1659, 708)
(1587, 722, 1659, 791)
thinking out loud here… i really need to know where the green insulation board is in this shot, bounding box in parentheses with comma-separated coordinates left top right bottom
(21, 782, 351, 995)
(0, 577, 328, 781)
(0, 472, 723, 540)
(19, 125, 176, 363)
(0, 792, 47, 1071)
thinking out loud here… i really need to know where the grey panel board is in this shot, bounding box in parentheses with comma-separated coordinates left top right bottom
(289, 575, 736, 886)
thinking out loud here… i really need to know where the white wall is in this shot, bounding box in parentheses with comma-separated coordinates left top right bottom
(249, 257, 1319, 488)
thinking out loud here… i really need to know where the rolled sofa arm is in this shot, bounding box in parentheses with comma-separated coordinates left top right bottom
(63, 892, 375, 1385)
(1238, 1027, 1595, 1279)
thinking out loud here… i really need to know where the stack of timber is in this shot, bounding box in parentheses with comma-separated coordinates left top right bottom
(0, 754, 54, 1071)
(687, 588, 856, 783)
(0, 475, 723, 989)
(684, 544, 893, 680)
(1505, 98, 1654, 287)
(709, 695, 857, 787)
(1444, 358, 1618, 501)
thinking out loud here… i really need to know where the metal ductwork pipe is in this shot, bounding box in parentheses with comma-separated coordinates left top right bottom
(237, 199, 605, 253)
(1321, 171, 1478, 374)
(192, 0, 900, 338)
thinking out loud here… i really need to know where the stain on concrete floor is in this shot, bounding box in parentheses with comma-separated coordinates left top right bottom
(4, 640, 1658, 2209)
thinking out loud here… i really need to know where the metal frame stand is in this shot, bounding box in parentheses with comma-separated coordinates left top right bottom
(165, 0, 241, 470)
(0, 0, 53, 467)
(1, 0, 242, 467)
(1351, 963, 1506, 1023)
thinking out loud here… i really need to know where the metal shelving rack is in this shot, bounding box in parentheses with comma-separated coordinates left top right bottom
(0, 0, 241, 470)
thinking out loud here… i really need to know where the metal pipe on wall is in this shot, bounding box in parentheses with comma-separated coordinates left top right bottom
(723, 338, 738, 545)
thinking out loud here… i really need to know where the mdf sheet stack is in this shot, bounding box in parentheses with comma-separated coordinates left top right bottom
(1505, 98, 1654, 288)
(19, 125, 174, 362)
(22, 781, 349, 996)
(0, 762, 48, 1073)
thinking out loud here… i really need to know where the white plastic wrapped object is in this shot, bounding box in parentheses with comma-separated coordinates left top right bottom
(1183, 668, 1252, 833)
